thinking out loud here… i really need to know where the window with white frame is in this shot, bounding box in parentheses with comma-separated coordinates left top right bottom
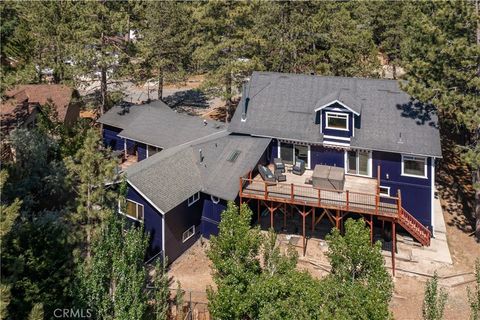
(402, 155, 427, 178)
(326, 112, 349, 131)
(182, 225, 195, 242)
(187, 192, 200, 206)
(120, 199, 144, 221)
(379, 186, 390, 196)
(346, 150, 371, 176)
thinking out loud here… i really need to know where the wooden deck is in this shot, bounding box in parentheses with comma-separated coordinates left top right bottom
(241, 166, 399, 219)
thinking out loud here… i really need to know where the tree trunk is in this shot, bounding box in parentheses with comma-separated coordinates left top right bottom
(475, 0, 480, 240)
(158, 69, 163, 101)
(100, 30, 107, 115)
(475, 168, 480, 240)
(101, 67, 107, 116)
(225, 73, 232, 123)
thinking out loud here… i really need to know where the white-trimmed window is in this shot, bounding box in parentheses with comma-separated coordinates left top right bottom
(187, 192, 200, 206)
(182, 225, 195, 242)
(402, 155, 427, 178)
(120, 199, 144, 221)
(346, 150, 372, 176)
(325, 112, 349, 131)
(379, 186, 390, 196)
(211, 195, 220, 204)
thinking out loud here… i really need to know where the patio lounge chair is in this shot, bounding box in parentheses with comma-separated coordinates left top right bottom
(258, 164, 276, 184)
(273, 158, 285, 173)
(292, 159, 305, 175)
(275, 169, 287, 182)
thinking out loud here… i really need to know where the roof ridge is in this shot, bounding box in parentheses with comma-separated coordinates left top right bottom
(252, 71, 400, 83)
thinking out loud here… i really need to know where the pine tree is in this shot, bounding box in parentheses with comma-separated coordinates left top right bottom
(153, 257, 170, 320)
(321, 218, 394, 319)
(70, 1, 129, 114)
(78, 212, 149, 320)
(27, 303, 43, 320)
(401, 0, 480, 238)
(66, 128, 117, 255)
(423, 272, 448, 320)
(192, 1, 264, 122)
(468, 259, 480, 320)
(136, 1, 192, 100)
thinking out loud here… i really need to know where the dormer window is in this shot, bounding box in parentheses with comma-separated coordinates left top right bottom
(325, 112, 349, 131)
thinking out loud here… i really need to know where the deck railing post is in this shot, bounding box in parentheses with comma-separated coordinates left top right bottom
(239, 177, 242, 197)
(290, 183, 294, 201)
(397, 190, 402, 218)
(375, 194, 379, 215)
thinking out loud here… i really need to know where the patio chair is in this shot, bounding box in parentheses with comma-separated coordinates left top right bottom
(292, 159, 305, 175)
(258, 164, 276, 184)
(275, 169, 287, 182)
(273, 158, 285, 173)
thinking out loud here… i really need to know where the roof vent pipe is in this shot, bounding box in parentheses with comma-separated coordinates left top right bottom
(241, 82, 250, 122)
(199, 149, 204, 163)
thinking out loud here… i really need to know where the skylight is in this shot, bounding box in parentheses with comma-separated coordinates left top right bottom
(227, 150, 241, 163)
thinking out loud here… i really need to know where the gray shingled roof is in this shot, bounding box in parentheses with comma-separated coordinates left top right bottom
(99, 100, 226, 148)
(97, 103, 146, 129)
(229, 72, 442, 157)
(126, 133, 270, 213)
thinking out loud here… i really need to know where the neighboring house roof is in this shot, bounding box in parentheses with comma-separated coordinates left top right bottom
(1, 84, 79, 135)
(98, 100, 226, 149)
(126, 133, 270, 213)
(2, 84, 77, 122)
(229, 71, 442, 157)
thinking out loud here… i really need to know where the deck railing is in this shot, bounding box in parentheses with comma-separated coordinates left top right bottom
(239, 177, 399, 218)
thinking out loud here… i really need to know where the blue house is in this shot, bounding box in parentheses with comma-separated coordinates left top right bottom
(99, 71, 442, 263)
(230, 72, 441, 243)
(98, 102, 270, 261)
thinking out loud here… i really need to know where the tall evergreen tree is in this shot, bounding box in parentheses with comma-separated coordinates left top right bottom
(320, 218, 393, 319)
(136, 1, 192, 100)
(192, 1, 263, 122)
(66, 128, 117, 255)
(401, 1, 480, 238)
(71, 0, 129, 114)
(78, 212, 149, 319)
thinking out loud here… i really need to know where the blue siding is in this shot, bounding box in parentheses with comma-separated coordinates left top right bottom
(372, 151, 432, 228)
(164, 195, 203, 262)
(137, 143, 147, 161)
(126, 139, 136, 155)
(126, 185, 163, 256)
(201, 198, 227, 238)
(310, 145, 344, 167)
(103, 125, 123, 151)
(269, 139, 278, 161)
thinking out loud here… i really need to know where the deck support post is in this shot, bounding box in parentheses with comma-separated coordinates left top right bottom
(335, 210, 340, 230)
(370, 215, 373, 244)
(283, 203, 287, 229)
(269, 202, 274, 229)
(312, 208, 315, 232)
(257, 200, 261, 225)
(302, 205, 306, 256)
(392, 220, 396, 277)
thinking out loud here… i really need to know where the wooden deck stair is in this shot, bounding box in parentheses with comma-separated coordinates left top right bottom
(398, 207, 431, 246)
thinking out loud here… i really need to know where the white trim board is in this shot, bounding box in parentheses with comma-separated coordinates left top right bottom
(314, 99, 360, 116)
(127, 179, 166, 215)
